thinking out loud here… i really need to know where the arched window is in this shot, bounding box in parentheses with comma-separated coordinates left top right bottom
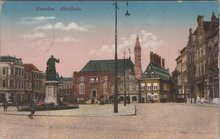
(151, 72, 154, 77)
(103, 82, 108, 94)
(145, 72, 148, 77)
(79, 82, 85, 94)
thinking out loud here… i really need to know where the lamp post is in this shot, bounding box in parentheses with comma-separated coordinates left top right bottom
(123, 50, 126, 106)
(113, 0, 130, 113)
(0, 0, 4, 56)
(113, 0, 119, 113)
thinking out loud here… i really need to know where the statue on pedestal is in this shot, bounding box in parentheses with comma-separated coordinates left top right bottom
(46, 55, 60, 81)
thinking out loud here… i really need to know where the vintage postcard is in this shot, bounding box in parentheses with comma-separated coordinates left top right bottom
(0, 0, 219, 139)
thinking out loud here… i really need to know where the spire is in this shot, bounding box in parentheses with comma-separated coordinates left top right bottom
(134, 34, 142, 79)
(135, 35, 140, 47)
(212, 11, 215, 17)
(188, 28, 193, 44)
(211, 11, 217, 22)
(189, 28, 192, 35)
(128, 48, 131, 59)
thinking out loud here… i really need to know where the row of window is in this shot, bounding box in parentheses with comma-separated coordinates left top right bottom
(59, 91, 71, 95)
(147, 94, 158, 100)
(119, 84, 137, 92)
(2, 67, 43, 80)
(59, 83, 72, 89)
(145, 72, 155, 77)
(24, 73, 42, 80)
(25, 73, 43, 80)
(80, 76, 109, 82)
(141, 83, 159, 90)
(78, 82, 109, 95)
(1, 79, 42, 91)
(2, 67, 24, 77)
(146, 94, 167, 100)
(1, 79, 24, 89)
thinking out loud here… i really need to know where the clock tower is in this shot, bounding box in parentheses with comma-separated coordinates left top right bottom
(134, 35, 142, 79)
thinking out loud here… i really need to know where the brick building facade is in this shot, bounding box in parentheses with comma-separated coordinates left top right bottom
(176, 12, 219, 103)
(0, 56, 45, 104)
(73, 59, 136, 104)
(24, 64, 44, 102)
(140, 52, 172, 102)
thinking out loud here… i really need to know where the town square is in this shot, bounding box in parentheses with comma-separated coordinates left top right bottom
(0, 0, 219, 139)
(0, 103, 218, 139)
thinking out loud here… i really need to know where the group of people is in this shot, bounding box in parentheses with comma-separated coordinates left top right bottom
(2, 98, 35, 119)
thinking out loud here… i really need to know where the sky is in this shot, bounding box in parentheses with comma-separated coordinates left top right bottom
(0, 1, 219, 77)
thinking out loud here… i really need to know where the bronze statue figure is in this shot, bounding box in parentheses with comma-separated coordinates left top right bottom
(46, 55, 60, 80)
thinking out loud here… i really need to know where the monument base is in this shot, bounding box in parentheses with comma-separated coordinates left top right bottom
(44, 80, 59, 105)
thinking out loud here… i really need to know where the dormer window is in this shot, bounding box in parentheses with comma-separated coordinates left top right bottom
(151, 72, 154, 77)
(145, 72, 148, 76)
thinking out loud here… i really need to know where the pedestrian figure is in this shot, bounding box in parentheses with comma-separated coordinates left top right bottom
(28, 100, 35, 119)
(3, 98, 8, 111)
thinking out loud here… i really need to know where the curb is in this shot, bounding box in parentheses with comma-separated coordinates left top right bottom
(3, 105, 136, 117)
(4, 113, 136, 117)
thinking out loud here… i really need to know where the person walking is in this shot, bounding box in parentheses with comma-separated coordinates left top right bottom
(3, 98, 8, 111)
(28, 100, 35, 119)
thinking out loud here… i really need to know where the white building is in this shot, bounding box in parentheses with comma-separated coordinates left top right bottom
(0, 56, 25, 103)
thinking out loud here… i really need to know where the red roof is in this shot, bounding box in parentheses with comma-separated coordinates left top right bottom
(24, 64, 41, 72)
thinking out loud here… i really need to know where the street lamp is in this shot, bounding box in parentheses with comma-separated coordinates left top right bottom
(123, 50, 126, 106)
(0, 0, 3, 56)
(113, 0, 130, 113)
(113, 0, 119, 113)
(125, 1, 130, 17)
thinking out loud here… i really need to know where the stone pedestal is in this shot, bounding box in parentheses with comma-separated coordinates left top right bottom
(44, 81, 59, 105)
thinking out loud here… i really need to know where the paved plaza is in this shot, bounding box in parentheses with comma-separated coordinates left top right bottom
(0, 103, 218, 139)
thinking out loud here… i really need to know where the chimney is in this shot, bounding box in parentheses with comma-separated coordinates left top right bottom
(150, 52, 154, 63)
(159, 56, 161, 67)
(156, 54, 159, 66)
(157, 55, 160, 66)
(156, 54, 160, 67)
(162, 58, 165, 68)
(155, 54, 157, 64)
(153, 53, 157, 64)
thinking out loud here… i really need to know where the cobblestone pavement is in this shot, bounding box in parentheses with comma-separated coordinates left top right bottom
(0, 103, 218, 139)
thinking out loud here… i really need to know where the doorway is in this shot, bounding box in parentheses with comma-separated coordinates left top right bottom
(92, 90, 97, 98)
